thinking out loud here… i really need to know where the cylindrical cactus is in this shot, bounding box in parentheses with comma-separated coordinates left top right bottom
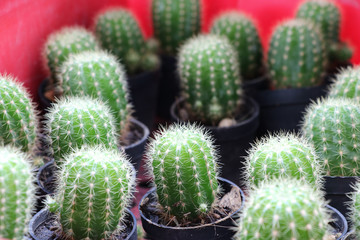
(0, 146, 36, 240)
(267, 19, 327, 89)
(302, 97, 360, 176)
(245, 133, 322, 187)
(328, 66, 360, 101)
(0, 74, 37, 152)
(235, 178, 331, 239)
(210, 11, 263, 80)
(49, 145, 136, 240)
(145, 123, 220, 221)
(178, 34, 243, 125)
(43, 96, 118, 164)
(349, 181, 360, 238)
(58, 51, 132, 134)
(152, 0, 201, 56)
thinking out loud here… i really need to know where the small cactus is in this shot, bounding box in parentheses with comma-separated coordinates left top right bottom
(152, 0, 201, 56)
(178, 34, 243, 125)
(43, 96, 118, 164)
(302, 97, 360, 176)
(58, 51, 132, 134)
(0, 146, 36, 240)
(328, 66, 360, 101)
(349, 181, 360, 238)
(245, 133, 322, 187)
(267, 19, 327, 89)
(210, 11, 264, 80)
(49, 145, 136, 239)
(235, 178, 331, 239)
(145, 123, 220, 221)
(0, 74, 37, 152)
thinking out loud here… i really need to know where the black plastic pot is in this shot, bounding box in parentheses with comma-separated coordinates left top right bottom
(242, 75, 269, 97)
(327, 204, 349, 240)
(35, 160, 56, 212)
(139, 177, 244, 240)
(170, 97, 259, 187)
(343, 230, 355, 240)
(28, 208, 137, 240)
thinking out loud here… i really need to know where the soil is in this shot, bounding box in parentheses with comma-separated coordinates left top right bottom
(120, 121, 143, 147)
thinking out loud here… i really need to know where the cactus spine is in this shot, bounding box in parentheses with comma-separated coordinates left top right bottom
(145, 123, 220, 221)
(349, 182, 360, 238)
(210, 11, 264, 80)
(178, 35, 243, 125)
(328, 66, 360, 102)
(0, 146, 36, 240)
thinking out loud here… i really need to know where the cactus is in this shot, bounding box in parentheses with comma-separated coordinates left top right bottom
(43, 96, 118, 164)
(48, 145, 136, 240)
(328, 66, 360, 101)
(43, 26, 100, 84)
(349, 181, 360, 238)
(178, 34, 243, 125)
(145, 123, 220, 221)
(245, 133, 322, 188)
(235, 178, 331, 239)
(152, 0, 201, 56)
(302, 97, 360, 176)
(0, 146, 36, 240)
(267, 19, 327, 89)
(210, 11, 264, 80)
(0, 74, 37, 152)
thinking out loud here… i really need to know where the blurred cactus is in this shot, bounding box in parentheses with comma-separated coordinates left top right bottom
(349, 181, 360, 239)
(328, 66, 360, 101)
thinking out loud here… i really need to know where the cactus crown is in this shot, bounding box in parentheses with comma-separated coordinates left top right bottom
(58, 50, 132, 134)
(236, 178, 331, 239)
(210, 11, 264, 80)
(302, 97, 360, 176)
(267, 19, 327, 89)
(50, 145, 136, 240)
(328, 66, 360, 101)
(245, 133, 322, 188)
(152, 0, 201, 56)
(0, 146, 36, 240)
(178, 34, 243, 125)
(43, 96, 119, 164)
(145, 123, 220, 222)
(0, 74, 38, 152)
(349, 181, 360, 238)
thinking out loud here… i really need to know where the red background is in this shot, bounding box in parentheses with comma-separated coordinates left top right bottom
(0, 0, 359, 102)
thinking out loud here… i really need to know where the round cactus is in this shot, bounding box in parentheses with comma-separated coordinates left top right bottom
(145, 123, 220, 221)
(152, 0, 201, 56)
(349, 181, 360, 238)
(302, 97, 360, 176)
(49, 145, 136, 239)
(0, 74, 38, 152)
(245, 133, 322, 187)
(210, 11, 263, 80)
(0, 146, 36, 240)
(328, 66, 360, 101)
(58, 51, 131, 134)
(178, 34, 243, 125)
(43, 26, 100, 83)
(43, 96, 118, 164)
(235, 178, 331, 239)
(267, 19, 327, 89)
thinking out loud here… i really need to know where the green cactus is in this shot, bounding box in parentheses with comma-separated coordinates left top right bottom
(235, 178, 331, 239)
(349, 181, 360, 238)
(210, 11, 264, 80)
(0, 146, 36, 240)
(328, 66, 360, 101)
(267, 19, 327, 89)
(178, 34, 243, 125)
(43, 96, 118, 164)
(145, 123, 220, 221)
(302, 97, 360, 176)
(48, 145, 136, 240)
(58, 51, 131, 134)
(152, 0, 201, 56)
(0, 74, 37, 152)
(245, 133, 322, 187)
(43, 26, 100, 84)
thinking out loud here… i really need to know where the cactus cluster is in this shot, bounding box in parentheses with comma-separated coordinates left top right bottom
(178, 35, 243, 125)
(302, 97, 360, 176)
(328, 66, 360, 102)
(349, 181, 360, 238)
(267, 19, 327, 89)
(0, 146, 36, 240)
(49, 146, 136, 240)
(210, 11, 263, 80)
(152, 0, 201, 56)
(145, 123, 220, 221)
(235, 178, 331, 239)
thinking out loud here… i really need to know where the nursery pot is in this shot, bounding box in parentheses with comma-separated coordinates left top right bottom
(28, 208, 137, 240)
(139, 177, 245, 240)
(170, 97, 259, 187)
(327, 205, 349, 240)
(242, 75, 269, 97)
(343, 230, 355, 240)
(35, 159, 56, 212)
